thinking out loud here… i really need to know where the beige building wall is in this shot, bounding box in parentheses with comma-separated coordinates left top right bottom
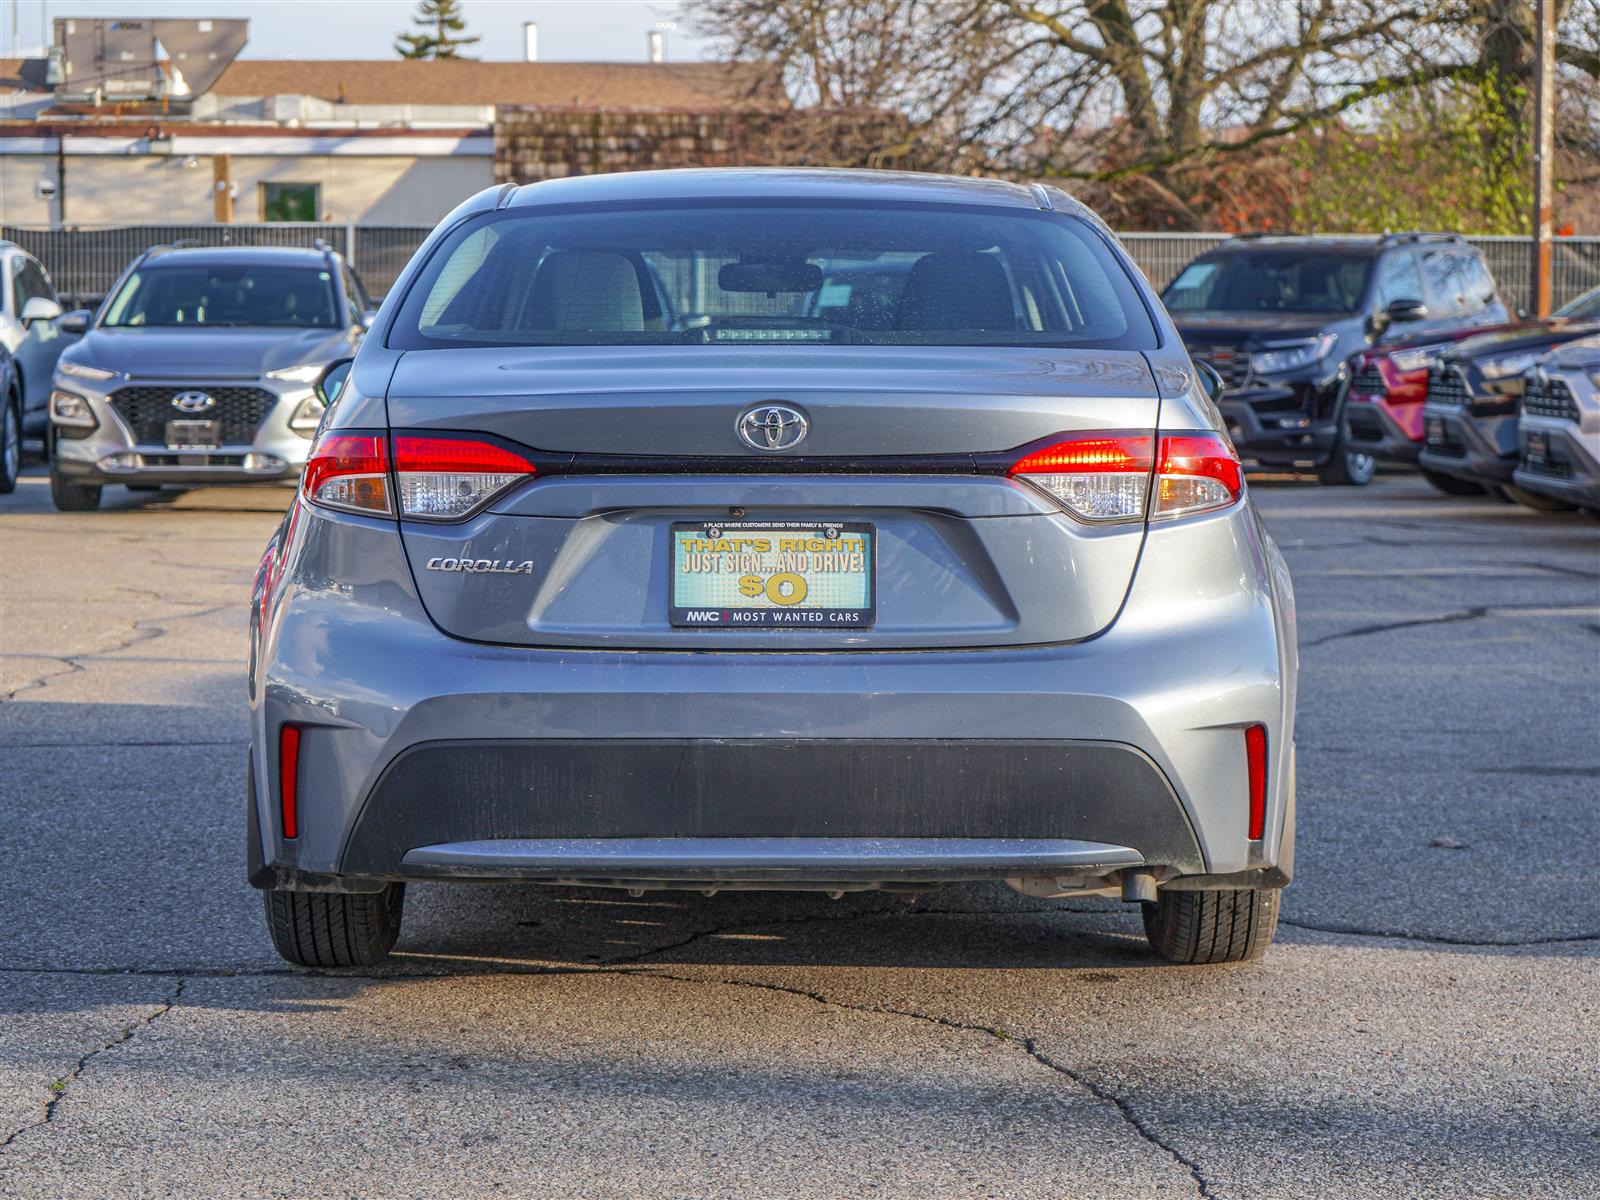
(0, 152, 492, 225)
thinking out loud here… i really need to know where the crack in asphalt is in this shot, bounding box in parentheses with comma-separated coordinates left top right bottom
(0, 977, 185, 1155)
(613, 967, 1218, 1199)
(1303, 606, 1489, 647)
(0, 601, 240, 701)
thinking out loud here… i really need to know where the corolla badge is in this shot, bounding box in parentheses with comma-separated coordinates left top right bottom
(737, 404, 808, 452)
(171, 390, 215, 413)
(425, 556, 534, 575)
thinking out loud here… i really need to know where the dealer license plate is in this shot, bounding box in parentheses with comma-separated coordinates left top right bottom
(165, 419, 222, 449)
(1524, 430, 1549, 465)
(670, 521, 875, 629)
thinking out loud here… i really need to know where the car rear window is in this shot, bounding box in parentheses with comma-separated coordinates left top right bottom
(1164, 251, 1371, 314)
(102, 264, 340, 329)
(389, 201, 1158, 350)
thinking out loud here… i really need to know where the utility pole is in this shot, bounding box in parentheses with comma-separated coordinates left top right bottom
(213, 153, 234, 223)
(1530, 0, 1555, 317)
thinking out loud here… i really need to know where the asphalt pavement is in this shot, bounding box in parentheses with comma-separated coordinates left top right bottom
(1, 465, 1596, 1198)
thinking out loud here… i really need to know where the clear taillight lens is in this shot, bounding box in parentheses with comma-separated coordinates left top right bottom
(1009, 433, 1154, 521)
(302, 431, 391, 516)
(1008, 430, 1241, 523)
(393, 434, 537, 520)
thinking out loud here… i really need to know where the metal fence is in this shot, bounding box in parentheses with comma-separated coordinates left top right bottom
(0, 222, 432, 306)
(5, 222, 1598, 315)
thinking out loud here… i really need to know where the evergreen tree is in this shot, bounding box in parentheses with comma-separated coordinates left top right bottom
(395, 0, 479, 60)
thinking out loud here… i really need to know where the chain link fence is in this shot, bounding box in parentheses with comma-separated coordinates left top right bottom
(4, 222, 1597, 315)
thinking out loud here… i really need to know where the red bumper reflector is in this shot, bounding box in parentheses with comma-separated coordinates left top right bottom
(280, 725, 301, 839)
(1245, 724, 1267, 840)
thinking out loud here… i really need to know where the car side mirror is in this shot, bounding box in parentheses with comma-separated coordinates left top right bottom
(316, 358, 354, 407)
(359, 309, 378, 330)
(57, 309, 91, 335)
(1193, 359, 1225, 404)
(1385, 298, 1428, 324)
(21, 296, 62, 326)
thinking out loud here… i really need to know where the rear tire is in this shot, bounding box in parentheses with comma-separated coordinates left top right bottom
(1142, 888, 1279, 964)
(1420, 467, 1486, 496)
(1499, 483, 1576, 513)
(1314, 430, 1375, 487)
(263, 884, 404, 968)
(0, 394, 19, 495)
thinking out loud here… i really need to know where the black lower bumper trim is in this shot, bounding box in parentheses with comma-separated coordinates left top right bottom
(341, 738, 1205, 877)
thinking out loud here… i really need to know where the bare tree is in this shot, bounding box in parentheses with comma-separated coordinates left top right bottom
(692, 0, 1600, 228)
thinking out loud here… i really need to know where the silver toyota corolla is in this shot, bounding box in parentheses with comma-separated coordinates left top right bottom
(48, 244, 372, 510)
(248, 169, 1298, 968)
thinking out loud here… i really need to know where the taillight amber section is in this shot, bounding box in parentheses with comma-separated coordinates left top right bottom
(301, 431, 391, 516)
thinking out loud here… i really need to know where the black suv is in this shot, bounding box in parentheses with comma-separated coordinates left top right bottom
(1164, 233, 1510, 485)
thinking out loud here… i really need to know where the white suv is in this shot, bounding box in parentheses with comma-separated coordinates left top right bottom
(1515, 335, 1600, 517)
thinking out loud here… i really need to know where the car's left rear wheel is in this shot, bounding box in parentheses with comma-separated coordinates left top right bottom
(1143, 887, 1279, 963)
(263, 884, 405, 968)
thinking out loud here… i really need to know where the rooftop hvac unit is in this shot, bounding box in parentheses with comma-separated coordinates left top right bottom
(45, 17, 249, 104)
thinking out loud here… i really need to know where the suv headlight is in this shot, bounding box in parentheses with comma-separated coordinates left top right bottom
(266, 363, 324, 384)
(1388, 346, 1439, 373)
(58, 360, 120, 383)
(1479, 351, 1538, 380)
(50, 389, 98, 430)
(1250, 334, 1336, 375)
(287, 395, 326, 436)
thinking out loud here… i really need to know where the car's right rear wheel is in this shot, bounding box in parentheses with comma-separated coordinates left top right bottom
(1499, 483, 1576, 513)
(1142, 887, 1279, 964)
(263, 884, 405, 968)
(1420, 467, 1486, 496)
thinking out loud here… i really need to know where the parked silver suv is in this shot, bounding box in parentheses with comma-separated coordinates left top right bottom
(248, 169, 1298, 969)
(47, 244, 372, 510)
(1515, 334, 1600, 516)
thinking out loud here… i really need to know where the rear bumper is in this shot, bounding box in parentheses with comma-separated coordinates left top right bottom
(338, 737, 1202, 880)
(399, 837, 1145, 885)
(249, 499, 1298, 892)
(1418, 406, 1517, 483)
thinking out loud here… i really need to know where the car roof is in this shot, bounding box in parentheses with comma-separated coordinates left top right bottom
(503, 167, 1072, 215)
(138, 245, 339, 269)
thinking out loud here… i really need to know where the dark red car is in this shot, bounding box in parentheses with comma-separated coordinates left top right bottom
(1343, 324, 1517, 489)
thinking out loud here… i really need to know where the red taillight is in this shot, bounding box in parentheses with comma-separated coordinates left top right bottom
(279, 724, 301, 839)
(393, 434, 538, 520)
(1245, 724, 1267, 841)
(1008, 432, 1154, 522)
(1155, 432, 1242, 519)
(302, 431, 391, 516)
(1008, 430, 1241, 522)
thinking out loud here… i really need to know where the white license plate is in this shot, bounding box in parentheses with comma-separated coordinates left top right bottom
(670, 521, 875, 629)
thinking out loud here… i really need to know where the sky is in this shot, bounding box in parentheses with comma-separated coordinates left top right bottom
(1, 0, 714, 62)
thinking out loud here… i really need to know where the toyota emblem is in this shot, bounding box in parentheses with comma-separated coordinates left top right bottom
(737, 404, 808, 452)
(171, 390, 216, 413)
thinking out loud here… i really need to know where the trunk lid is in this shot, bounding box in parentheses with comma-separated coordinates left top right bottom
(388, 345, 1159, 650)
